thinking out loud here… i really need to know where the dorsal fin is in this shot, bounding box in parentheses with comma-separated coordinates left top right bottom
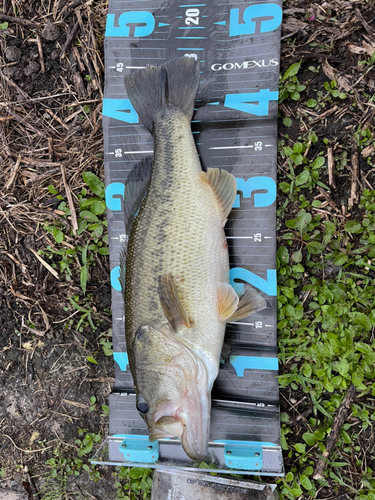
(200, 168, 237, 221)
(123, 157, 153, 235)
(158, 274, 191, 331)
(119, 158, 153, 294)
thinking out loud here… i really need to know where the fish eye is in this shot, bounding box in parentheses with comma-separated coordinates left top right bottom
(136, 398, 149, 414)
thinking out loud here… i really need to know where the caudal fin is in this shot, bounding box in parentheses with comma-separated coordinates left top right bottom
(124, 55, 200, 132)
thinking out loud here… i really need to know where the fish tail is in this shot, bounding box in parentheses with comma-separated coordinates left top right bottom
(124, 55, 200, 132)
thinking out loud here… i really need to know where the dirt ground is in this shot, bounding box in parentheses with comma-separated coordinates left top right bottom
(0, 0, 374, 499)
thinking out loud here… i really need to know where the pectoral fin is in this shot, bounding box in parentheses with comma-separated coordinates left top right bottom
(200, 168, 237, 221)
(158, 274, 191, 331)
(217, 282, 239, 320)
(229, 286, 267, 321)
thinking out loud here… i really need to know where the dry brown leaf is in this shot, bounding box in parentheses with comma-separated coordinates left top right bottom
(322, 60, 351, 92)
(361, 145, 375, 157)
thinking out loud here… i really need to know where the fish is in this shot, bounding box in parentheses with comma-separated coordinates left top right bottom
(120, 55, 266, 461)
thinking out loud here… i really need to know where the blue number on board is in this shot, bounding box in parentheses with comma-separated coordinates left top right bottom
(105, 11, 155, 37)
(229, 3, 282, 37)
(106, 182, 125, 211)
(111, 266, 121, 292)
(102, 99, 139, 124)
(233, 176, 276, 208)
(224, 90, 279, 116)
(230, 268, 277, 296)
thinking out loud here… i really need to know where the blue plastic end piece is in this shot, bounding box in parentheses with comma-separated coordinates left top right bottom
(116, 434, 159, 463)
(113, 352, 129, 371)
(215, 440, 276, 470)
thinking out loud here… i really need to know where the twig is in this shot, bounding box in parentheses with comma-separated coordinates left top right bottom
(313, 384, 357, 480)
(0, 13, 39, 28)
(355, 8, 375, 42)
(48, 137, 54, 160)
(46, 108, 69, 130)
(60, 164, 78, 235)
(60, 21, 80, 59)
(0, 70, 30, 100)
(310, 105, 338, 124)
(5, 155, 21, 190)
(29, 248, 59, 279)
(327, 148, 336, 188)
(316, 186, 339, 212)
(25, 167, 61, 186)
(15, 156, 62, 167)
(4, 106, 43, 137)
(348, 147, 360, 209)
(36, 34, 46, 74)
(2, 434, 55, 453)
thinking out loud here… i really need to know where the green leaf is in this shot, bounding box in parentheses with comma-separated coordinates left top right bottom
(87, 356, 98, 365)
(312, 157, 325, 169)
(306, 242, 325, 254)
(337, 358, 349, 376)
(129, 468, 147, 479)
(300, 475, 312, 490)
(54, 230, 64, 244)
(283, 117, 292, 127)
(334, 253, 348, 266)
(344, 220, 362, 233)
(283, 61, 301, 80)
(354, 312, 372, 332)
(294, 142, 303, 154)
(90, 200, 106, 215)
(293, 154, 304, 166)
(48, 184, 58, 195)
(290, 91, 301, 101)
(98, 247, 109, 255)
(303, 433, 316, 446)
(306, 99, 317, 108)
(324, 220, 336, 232)
(90, 396, 96, 405)
(277, 246, 289, 265)
(295, 210, 311, 232)
(80, 264, 89, 294)
(296, 170, 310, 186)
(101, 405, 109, 416)
(0, 22, 9, 30)
(80, 210, 99, 223)
(294, 443, 306, 453)
(292, 249, 303, 263)
(82, 172, 105, 197)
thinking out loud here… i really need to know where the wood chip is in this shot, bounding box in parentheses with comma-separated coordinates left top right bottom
(62, 399, 88, 409)
(313, 384, 357, 480)
(327, 148, 336, 188)
(5, 155, 21, 190)
(29, 247, 59, 279)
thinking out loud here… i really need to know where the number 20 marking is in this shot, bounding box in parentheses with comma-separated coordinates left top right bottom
(185, 8, 200, 25)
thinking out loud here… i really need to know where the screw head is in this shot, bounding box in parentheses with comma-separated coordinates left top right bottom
(151, 455, 155, 459)
(255, 462, 259, 467)
(226, 450, 231, 455)
(228, 461, 232, 465)
(254, 452, 260, 457)
(147, 445, 152, 450)
(121, 444, 126, 448)
(126, 454, 130, 457)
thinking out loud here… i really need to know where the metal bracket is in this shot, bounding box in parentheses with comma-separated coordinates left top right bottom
(116, 434, 159, 463)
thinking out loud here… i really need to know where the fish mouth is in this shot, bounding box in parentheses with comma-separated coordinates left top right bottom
(149, 412, 209, 461)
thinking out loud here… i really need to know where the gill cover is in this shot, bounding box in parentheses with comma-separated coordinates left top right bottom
(132, 323, 210, 460)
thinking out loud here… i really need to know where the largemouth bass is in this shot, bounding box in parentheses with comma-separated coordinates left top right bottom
(121, 55, 266, 460)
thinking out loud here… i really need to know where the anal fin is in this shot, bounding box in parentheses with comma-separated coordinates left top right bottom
(229, 286, 267, 321)
(217, 282, 239, 321)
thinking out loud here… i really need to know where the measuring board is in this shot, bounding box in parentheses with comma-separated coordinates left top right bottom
(92, 0, 284, 475)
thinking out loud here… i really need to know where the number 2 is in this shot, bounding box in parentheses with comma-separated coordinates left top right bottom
(185, 8, 199, 25)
